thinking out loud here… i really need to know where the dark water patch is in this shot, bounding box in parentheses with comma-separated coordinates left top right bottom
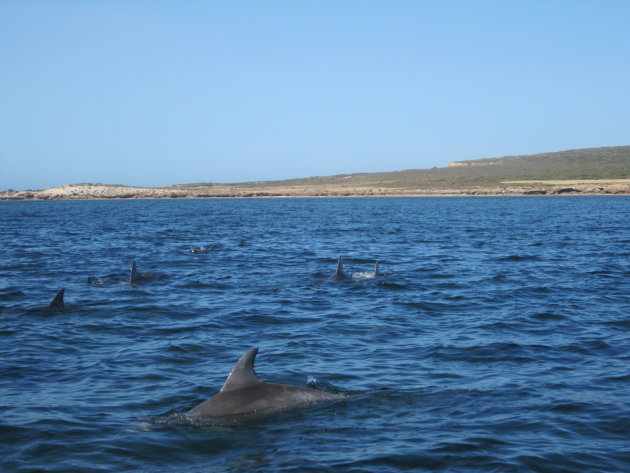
(412, 265, 443, 273)
(490, 273, 508, 282)
(560, 339, 615, 357)
(0, 289, 26, 301)
(162, 343, 208, 355)
(426, 272, 457, 279)
(152, 323, 217, 336)
(431, 342, 544, 364)
(601, 318, 630, 330)
(426, 371, 465, 380)
(495, 254, 541, 262)
(0, 424, 33, 446)
(529, 311, 567, 321)
(395, 300, 456, 313)
(477, 321, 522, 331)
(225, 312, 286, 327)
(173, 280, 220, 289)
(545, 401, 590, 413)
(593, 415, 630, 438)
(587, 269, 618, 278)
(598, 373, 630, 383)
(517, 451, 624, 473)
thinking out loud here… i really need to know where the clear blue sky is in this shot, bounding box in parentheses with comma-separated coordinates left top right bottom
(1, 1, 629, 190)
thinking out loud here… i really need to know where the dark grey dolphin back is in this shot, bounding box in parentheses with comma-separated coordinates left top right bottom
(221, 348, 262, 392)
(130, 260, 158, 283)
(186, 348, 344, 418)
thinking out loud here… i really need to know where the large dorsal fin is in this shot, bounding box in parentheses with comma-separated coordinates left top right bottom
(48, 288, 65, 311)
(374, 261, 380, 277)
(221, 348, 262, 392)
(130, 261, 139, 282)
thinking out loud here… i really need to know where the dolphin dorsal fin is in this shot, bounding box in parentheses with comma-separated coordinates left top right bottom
(335, 256, 344, 275)
(130, 261, 138, 282)
(48, 288, 65, 311)
(329, 256, 348, 280)
(374, 261, 380, 276)
(221, 348, 262, 392)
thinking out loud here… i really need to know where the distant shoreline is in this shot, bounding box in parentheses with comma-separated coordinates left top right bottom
(3, 146, 629, 200)
(2, 180, 630, 201)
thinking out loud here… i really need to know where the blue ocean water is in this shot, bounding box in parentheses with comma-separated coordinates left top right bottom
(0, 197, 629, 473)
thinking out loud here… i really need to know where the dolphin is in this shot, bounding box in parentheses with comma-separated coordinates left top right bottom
(372, 261, 381, 278)
(190, 244, 217, 254)
(186, 348, 342, 419)
(130, 261, 155, 283)
(347, 260, 383, 279)
(86, 276, 107, 285)
(329, 256, 349, 281)
(47, 288, 65, 311)
(0, 289, 66, 316)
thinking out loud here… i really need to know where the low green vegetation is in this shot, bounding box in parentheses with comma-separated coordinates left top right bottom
(174, 146, 630, 191)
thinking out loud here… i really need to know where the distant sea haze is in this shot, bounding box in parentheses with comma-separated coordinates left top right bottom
(1, 197, 629, 472)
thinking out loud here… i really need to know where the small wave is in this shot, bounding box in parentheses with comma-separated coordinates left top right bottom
(477, 321, 520, 330)
(546, 401, 590, 413)
(598, 373, 630, 383)
(587, 269, 616, 277)
(305, 376, 345, 395)
(602, 319, 630, 330)
(153, 324, 210, 335)
(143, 413, 240, 430)
(0, 289, 26, 301)
(516, 451, 619, 473)
(174, 280, 224, 289)
(560, 339, 613, 356)
(336, 451, 514, 472)
(427, 272, 456, 279)
(432, 342, 540, 363)
(226, 313, 285, 326)
(496, 255, 541, 262)
(397, 300, 455, 312)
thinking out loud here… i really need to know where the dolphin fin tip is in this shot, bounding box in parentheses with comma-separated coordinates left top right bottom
(221, 348, 262, 392)
(48, 288, 65, 311)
